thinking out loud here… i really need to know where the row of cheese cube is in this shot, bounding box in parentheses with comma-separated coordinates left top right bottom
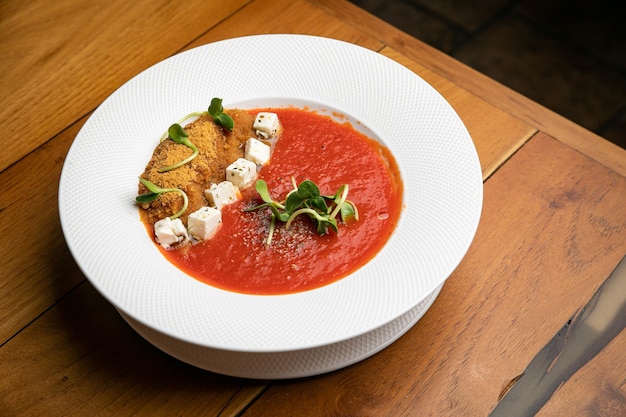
(154, 112, 281, 249)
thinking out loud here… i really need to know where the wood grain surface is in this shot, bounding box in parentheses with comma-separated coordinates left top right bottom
(189, 0, 383, 51)
(1, 0, 625, 415)
(0, 0, 251, 172)
(0, 283, 267, 416)
(380, 48, 535, 179)
(0, 119, 84, 342)
(241, 133, 626, 416)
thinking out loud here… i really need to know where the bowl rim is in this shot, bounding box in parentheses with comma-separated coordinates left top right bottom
(58, 34, 483, 352)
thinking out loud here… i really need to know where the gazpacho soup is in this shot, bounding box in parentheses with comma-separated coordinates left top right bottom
(136, 98, 403, 294)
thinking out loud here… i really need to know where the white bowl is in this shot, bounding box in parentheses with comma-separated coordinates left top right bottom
(59, 35, 482, 378)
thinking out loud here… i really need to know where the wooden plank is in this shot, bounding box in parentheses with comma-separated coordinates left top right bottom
(240, 133, 626, 415)
(0, 0, 251, 172)
(380, 48, 535, 179)
(0, 282, 268, 416)
(311, 0, 626, 177)
(187, 0, 382, 51)
(3, 1, 622, 415)
(0, 120, 86, 343)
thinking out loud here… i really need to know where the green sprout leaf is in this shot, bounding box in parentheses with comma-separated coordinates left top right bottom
(244, 177, 358, 245)
(168, 123, 188, 145)
(254, 180, 276, 204)
(208, 97, 224, 116)
(135, 192, 159, 204)
(214, 113, 234, 131)
(340, 201, 357, 223)
(136, 178, 188, 220)
(208, 97, 234, 131)
(157, 124, 199, 172)
(139, 177, 165, 194)
(319, 216, 338, 234)
(309, 195, 328, 213)
(285, 191, 304, 213)
(297, 180, 320, 199)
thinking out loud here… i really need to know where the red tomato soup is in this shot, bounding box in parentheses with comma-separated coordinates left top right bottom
(158, 108, 402, 294)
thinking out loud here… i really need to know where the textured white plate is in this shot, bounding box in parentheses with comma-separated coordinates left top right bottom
(119, 285, 443, 379)
(58, 35, 482, 377)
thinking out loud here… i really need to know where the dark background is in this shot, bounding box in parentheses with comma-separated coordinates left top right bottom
(350, 0, 626, 149)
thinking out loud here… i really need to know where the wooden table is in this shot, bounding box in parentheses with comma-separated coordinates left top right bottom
(2, 1, 625, 415)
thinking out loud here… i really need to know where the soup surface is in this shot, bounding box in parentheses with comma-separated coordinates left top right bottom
(147, 107, 403, 294)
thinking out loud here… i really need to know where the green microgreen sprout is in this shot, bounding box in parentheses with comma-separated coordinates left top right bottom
(136, 177, 188, 220)
(159, 98, 234, 141)
(156, 97, 234, 171)
(157, 124, 199, 172)
(244, 177, 359, 245)
(159, 111, 204, 142)
(208, 97, 234, 131)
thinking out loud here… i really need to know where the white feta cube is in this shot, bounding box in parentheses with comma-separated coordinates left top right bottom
(253, 112, 281, 139)
(245, 137, 271, 165)
(154, 217, 189, 249)
(225, 157, 257, 188)
(187, 206, 222, 241)
(204, 181, 240, 210)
